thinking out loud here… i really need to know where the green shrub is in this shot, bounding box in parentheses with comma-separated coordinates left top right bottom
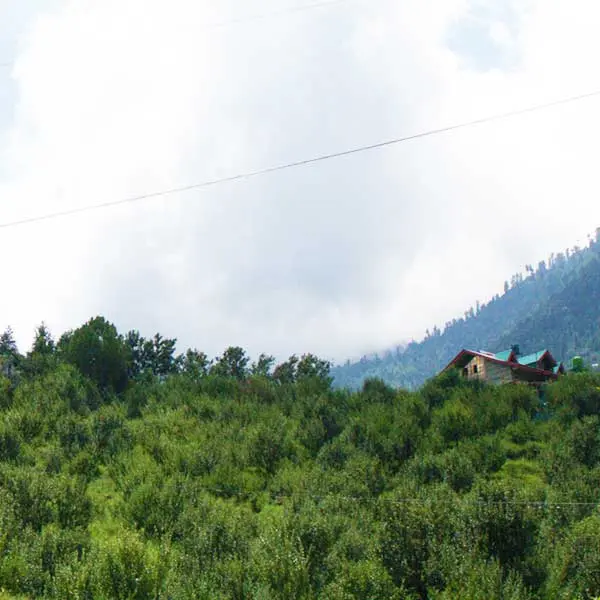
(361, 378, 398, 404)
(0, 420, 20, 462)
(322, 560, 405, 600)
(57, 414, 92, 454)
(432, 395, 477, 444)
(249, 518, 311, 599)
(430, 557, 532, 600)
(410, 449, 475, 492)
(547, 515, 600, 599)
(88, 530, 169, 599)
(245, 413, 297, 474)
(0, 375, 12, 410)
(547, 372, 600, 418)
(91, 404, 132, 457)
(0, 467, 91, 532)
(462, 479, 541, 574)
(420, 369, 463, 409)
(176, 495, 255, 565)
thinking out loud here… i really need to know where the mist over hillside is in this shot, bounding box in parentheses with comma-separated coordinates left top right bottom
(333, 230, 600, 389)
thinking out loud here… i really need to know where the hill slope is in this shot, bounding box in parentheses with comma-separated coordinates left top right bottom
(2, 323, 600, 599)
(496, 246, 600, 362)
(333, 234, 600, 389)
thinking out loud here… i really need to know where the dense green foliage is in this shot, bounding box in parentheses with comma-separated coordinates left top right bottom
(0, 319, 599, 599)
(333, 230, 600, 389)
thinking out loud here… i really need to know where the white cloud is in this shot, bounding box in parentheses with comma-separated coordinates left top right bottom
(489, 22, 512, 47)
(1, 0, 600, 360)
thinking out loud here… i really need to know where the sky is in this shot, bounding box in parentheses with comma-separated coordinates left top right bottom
(1, 0, 600, 362)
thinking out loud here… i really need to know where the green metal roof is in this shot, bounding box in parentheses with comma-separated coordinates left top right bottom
(495, 350, 514, 361)
(517, 350, 549, 367)
(494, 348, 556, 369)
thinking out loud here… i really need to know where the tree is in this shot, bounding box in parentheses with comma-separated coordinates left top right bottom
(537, 260, 547, 276)
(181, 349, 210, 380)
(0, 327, 18, 357)
(273, 355, 299, 384)
(125, 331, 181, 379)
(211, 346, 249, 380)
(0, 327, 21, 380)
(59, 316, 129, 394)
(271, 354, 331, 387)
(150, 333, 181, 378)
(125, 330, 149, 379)
(23, 323, 56, 376)
(296, 353, 331, 383)
(571, 356, 587, 373)
(547, 516, 600, 598)
(251, 353, 275, 378)
(31, 323, 55, 355)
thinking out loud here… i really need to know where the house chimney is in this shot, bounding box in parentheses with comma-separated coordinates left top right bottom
(511, 344, 520, 357)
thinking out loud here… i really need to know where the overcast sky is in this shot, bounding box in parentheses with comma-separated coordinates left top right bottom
(1, 0, 600, 362)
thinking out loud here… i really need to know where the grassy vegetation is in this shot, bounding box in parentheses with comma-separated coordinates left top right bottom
(0, 319, 599, 598)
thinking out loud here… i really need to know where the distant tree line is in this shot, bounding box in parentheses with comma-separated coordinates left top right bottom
(333, 229, 600, 390)
(0, 316, 332, 397)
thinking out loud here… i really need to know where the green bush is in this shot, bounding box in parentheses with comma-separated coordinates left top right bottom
(547, 515, 600, 599)
(430, 557, 532, 600)
(547, 372, 600, 418)
(245, 413, 297, 474)
(462, 479, 541, 575)
(91, 403, 132, 457)
(0, 419, 20, 462)
(3, 315, 600, 598)
(88, 530, 169, 599)
(345, 402, 423, 468)
(0, 375, 12, 410)
(322, 559, 405, 600)
(249, 518, 311, 599)
(432, 395, 477, 444)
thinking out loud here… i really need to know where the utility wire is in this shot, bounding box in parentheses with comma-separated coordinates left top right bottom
(176, 485, 600, 507)
(208, 0, 356, 30)
(0, 0, 359, 70)
(1, 88, 600, 231)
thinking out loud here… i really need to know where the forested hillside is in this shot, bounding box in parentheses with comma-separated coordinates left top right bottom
(1, 318, 600, 599)
(495, 249, 600, 364)
(333, 231, 600, 389)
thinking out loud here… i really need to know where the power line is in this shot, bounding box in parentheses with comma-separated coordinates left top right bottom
(165, 484, 600, 507)
(1, 88, 599, 231)
(208, 0, 356, 29)
(0, 0, 359, 70)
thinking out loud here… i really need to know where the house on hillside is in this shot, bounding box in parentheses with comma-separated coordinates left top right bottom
(443, 345, 565, 386)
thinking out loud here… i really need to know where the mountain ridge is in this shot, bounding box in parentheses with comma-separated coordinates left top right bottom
(332, 230, 600, 389)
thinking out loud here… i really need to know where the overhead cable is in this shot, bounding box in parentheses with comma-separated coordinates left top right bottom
(1, 88, 600, 231)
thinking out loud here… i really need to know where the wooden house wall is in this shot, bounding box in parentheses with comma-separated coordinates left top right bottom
(458, 355, 556, 386)
(463, 355, 488, 382)
(484, 361, 514, 385)
(512, 369, 550, 384)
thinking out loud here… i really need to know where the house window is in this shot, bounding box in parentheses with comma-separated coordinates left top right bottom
(473, 364, 479, 374)
(462, 367, 468, 377)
